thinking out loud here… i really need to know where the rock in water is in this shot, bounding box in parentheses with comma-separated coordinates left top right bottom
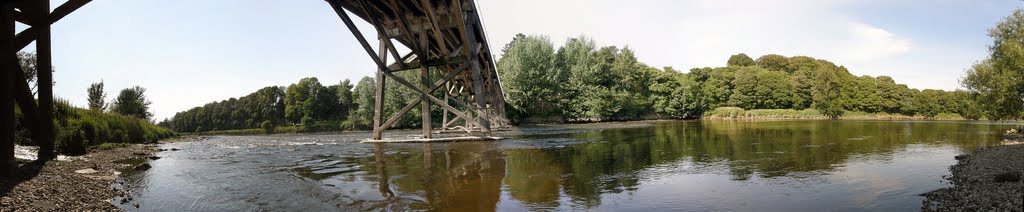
(147, 156, 161, 160)
(133, 163, 152, 171)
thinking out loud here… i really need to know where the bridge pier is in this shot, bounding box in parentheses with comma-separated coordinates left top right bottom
(1, 3, 15, 174)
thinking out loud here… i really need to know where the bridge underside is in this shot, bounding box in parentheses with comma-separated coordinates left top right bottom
(0, 0, 508, 173)
(326, 0, 508, 139)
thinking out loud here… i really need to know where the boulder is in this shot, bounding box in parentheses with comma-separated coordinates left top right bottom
(133, 163, 152, 171)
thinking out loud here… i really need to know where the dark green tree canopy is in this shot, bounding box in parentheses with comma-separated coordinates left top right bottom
(111, 86, 153, 120)
(726, 53, 754, 67)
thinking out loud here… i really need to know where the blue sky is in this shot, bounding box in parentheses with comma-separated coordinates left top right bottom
(35, 0, 1021, 120)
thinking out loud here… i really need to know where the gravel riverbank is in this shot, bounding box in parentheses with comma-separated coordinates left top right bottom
(0, 137, 205, 211)
(921, 133, 1024, 211)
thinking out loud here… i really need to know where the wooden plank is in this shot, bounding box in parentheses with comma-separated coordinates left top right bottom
(419, 31, 431, 138)
(419, 0, 450, 57)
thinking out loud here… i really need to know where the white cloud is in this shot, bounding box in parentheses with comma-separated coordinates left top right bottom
(843, 22, 912, 62)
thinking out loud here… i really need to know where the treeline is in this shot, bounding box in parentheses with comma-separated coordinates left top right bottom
(497, 34, 980, 123)
(168, 70, 445, 133)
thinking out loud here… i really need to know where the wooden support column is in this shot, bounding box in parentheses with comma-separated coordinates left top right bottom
(469, 59, 490, 133)
(442, 82, 450, 129)
(419, 32, 431, 138)
(1, 3, 16, 173)
(33, 0, 55, 160)
(373, 39, 388, 140)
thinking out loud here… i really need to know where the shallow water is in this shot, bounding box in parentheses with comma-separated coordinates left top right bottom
(116, 120, 1015, 211)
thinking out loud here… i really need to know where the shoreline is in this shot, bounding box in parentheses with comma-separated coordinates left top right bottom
(921, 133, 1024, 211)
(0, 137, 203, 210)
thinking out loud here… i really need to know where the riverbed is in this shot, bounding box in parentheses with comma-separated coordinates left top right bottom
(115, 120, 1015, 211)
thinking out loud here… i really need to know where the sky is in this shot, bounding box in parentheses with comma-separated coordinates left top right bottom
(33, 0, 1021, 120)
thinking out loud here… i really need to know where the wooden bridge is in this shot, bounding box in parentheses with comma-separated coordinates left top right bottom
(1, 0, 508, 172)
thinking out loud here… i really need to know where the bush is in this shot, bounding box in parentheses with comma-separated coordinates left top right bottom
(261, 120, 274, 134)
(56, 120, 88, 156)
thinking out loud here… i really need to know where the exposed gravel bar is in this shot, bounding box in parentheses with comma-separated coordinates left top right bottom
(0, 144, 159, 211)
(922, 133, 1024, 211)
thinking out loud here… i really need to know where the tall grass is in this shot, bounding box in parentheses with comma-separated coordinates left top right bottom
(20, 99, 177, 155)
(703, 107, 826, 119)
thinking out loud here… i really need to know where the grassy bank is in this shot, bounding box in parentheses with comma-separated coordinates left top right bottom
(16, 101, 175, 156)
(702, 107, 967, 120)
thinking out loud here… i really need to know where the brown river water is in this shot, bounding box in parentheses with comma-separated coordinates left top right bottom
(114, 120, 1015, 211)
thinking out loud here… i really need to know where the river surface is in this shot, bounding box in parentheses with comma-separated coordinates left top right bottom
(115, 120, 1015, 211)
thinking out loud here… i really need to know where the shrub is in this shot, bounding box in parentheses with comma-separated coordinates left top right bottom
(261, 120, 274, 134)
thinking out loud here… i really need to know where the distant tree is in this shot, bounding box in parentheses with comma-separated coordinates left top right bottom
(813, 66, 844, 119)
(915, 89, 944, 118)
(284, 77, 323, 124)
(729, 66, 794, 109)
(336, 79, 354, 121)
(726, 53, 754, 67)
(110, 86, 153, 120)
(87, 81, 106, 111)
(346, 77, 376, 129)
(755, 54, 791, 73)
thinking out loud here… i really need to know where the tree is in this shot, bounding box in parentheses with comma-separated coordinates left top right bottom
(87, 81, 106, 111)
(284, 77, 323, 124)
(915, 89, 943, 118)
(110, 86, 153, 120)
(336, 79, 354, 121)
(729, 66, 794, 109)
(755, 54, 791, 73)
(496, 34, 564, 120)
(347, 77, 376, 129)
(726, 53, 755, 67)
(962, 9, 1024, 120)
(813, 66, 844, 119)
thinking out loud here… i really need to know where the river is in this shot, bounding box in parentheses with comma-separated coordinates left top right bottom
(115, 120, 1015, 211)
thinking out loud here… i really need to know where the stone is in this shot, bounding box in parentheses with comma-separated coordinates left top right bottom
(147, 156, 161, 160)
(75, 168, 99, 174)
(133, 163, 152, 171)
(994, 172, 1021, 183)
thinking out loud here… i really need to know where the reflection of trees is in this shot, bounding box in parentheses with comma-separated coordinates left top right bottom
(365, 142, 506, 211)
(501, 120, 1006, 209)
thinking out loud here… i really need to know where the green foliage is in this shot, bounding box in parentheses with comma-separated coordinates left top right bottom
(261, 120, 274, 134)
(961, 9, 1024, 120)
(91, 143, 132, 151)
(491, 34, 978, 122)
(755, 54, 791, 73)
(726, 53, 755, 67)
(87, 81, 106, 111)
(110, 86, 153, 120)
(812, 65, 844, 119)
(43, 100, 175, 155)
(728, 66, 794, 109)
(497, 34, 564, 120)
(703, 107, 823, 119)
